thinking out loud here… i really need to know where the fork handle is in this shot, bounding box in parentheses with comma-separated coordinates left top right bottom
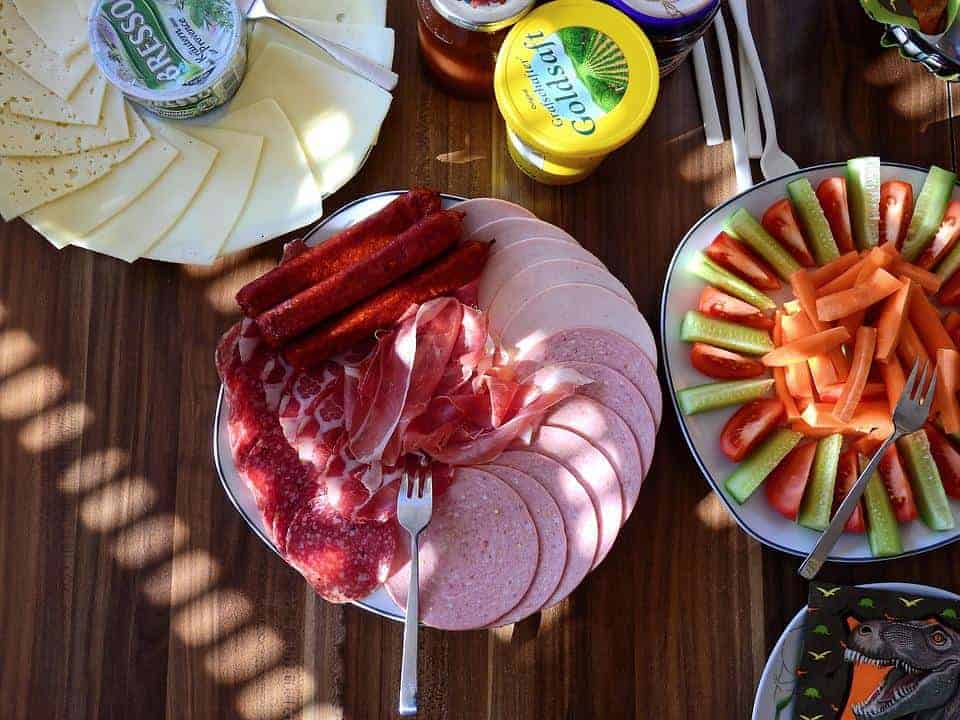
(398, 530, 419, 716)
(799, 432, 901, 580)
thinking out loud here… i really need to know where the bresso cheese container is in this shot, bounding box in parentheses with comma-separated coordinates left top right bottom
(494, 0, 659, 185)
(89, 0, 247, 119)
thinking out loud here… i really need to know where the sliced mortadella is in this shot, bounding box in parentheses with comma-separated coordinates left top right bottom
(527, 424, 622, 569)
(491, 450, 598, 609)
(385, 467, 538, 630)
(516, 328, 662, 427)
(455, 198, 535, 237)
(468, 216, 577, 253)
(487, 259, 636, 333)
(498, 284, 657, 369)
(477, 465, 567, 626)
(478, 238, 605, 308)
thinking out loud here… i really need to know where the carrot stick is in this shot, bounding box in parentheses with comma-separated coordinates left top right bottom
(808, 251, 860, 287)
(790, 269, 827, 332)
(875, 281, 911, 361)
(801, 401, 892, 436)
(762, 327, 851, 366)
(783, 309, 839, 394)
(815, 268, 903, 322)
(908, 282, 957, 357)
(773, 311, 801, 420)
(945, 312, 960, 335)
(935, 348, 960, 434)
(836, 310, 866, 340)
(818, 381, 885, 402)
(897, 318, 932, 372)
(892, 258, 942, 293)
(833, 326, 878, 422)
(879, 356, 906, 415)
(816, 258, 865, 296)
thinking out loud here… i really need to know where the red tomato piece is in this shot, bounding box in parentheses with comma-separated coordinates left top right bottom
(879, 180, 915, 250)
(924, 423, 960, 499)
(698, 286, 774, 330)
(720, 398, 785, 462)
(917, 200, 960, 270)
(705, 232, 782, 291)
(817, 177, 855, 253)
(877, 444, 918, 523)
(940, 270, 960, 306)
(762, 198, 816, 267)
(832, 448, 866, 533)
(690, 342, 766, 380)
(765, 441, 817, 520)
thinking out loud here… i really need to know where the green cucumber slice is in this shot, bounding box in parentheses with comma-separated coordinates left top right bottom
(846, 157, 881, 250)
(901, 165, 957, 262)
(725, 429, 803, 503)
(679, 310, 774, 356)
(786, 178, 840, 265)
(723, 208, 802, 280)
(797, 433, 843, 531)
(676, 377, 774, 416)
(688, 253, 776, 310)
(936, 239, 960, 282)
(859, 454, 903, 557)
(898, 430, 955, 531)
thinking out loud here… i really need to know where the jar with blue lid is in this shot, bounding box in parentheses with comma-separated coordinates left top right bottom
(603, 0, 721, 75)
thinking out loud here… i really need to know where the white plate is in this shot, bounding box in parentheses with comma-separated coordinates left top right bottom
(661, 161, 960, 562)
(751, 582, 960, 719)
(213, 191, 466, 622)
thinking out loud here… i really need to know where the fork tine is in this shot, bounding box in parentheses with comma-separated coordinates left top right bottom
(904, 358, 922, 398)
(917, 361, 933, 400)
(410, 468, 421, 499)
(400, 470, 410, 500)
(423, 467, 433, 498)
(923, 371, 939, 409)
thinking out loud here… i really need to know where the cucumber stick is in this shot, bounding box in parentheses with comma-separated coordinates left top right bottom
(689, 253, 776, 310)
(846, 157, 881, 250)
(680, 310, 774, 355)
(798, 433, 843, 531)
(724, 208, 801, 280)
(786, 178, 840, 265)
(898, 430, 955, 531)
(859, 455, 902, 557)
(676, 377, 775, 416)
(726, 429, 803, 503)
(936, 240, 960, 282)
(901, 165, 957, 262)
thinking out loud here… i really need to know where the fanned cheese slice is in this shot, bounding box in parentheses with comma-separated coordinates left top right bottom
(73, 0, 89, 16)
(268, 0, 386, 25)
(146, 126, 263, 265)
(1, 57, 107, 126)
(71, 115, 218, 262)
(0, 104, 149, 219)
(249, 18, 395, 69)
(231, 43, 392, 196)
(12, 0, 87, 59)
(0, 2, 92, 98)
(25, 138, 179, 247)
(0, 84, 127, 157)
(212, 98, 323, 255)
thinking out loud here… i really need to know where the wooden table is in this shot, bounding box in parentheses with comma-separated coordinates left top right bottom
(1, 2, 957, 718)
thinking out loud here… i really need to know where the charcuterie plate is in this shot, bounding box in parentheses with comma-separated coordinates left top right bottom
(661, 161, 960, 563)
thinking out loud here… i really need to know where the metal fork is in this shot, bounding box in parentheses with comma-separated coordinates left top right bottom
(396, 464, 433, 716)
(799, 359, 937, 580)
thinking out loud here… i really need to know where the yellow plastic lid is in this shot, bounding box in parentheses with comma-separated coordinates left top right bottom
(494, 0, 659, 160)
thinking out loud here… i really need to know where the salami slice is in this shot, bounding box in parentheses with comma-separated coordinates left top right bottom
(489, 450, 597, 609)
(477, 465, 567, 626)
(528, 425, 622, 568)
(516, 328, 662, 427)
(478, 238, 605, 309)
(498, 284, 657, 369)
(455, 198, 535, 237)
(467, 216, 577, 253)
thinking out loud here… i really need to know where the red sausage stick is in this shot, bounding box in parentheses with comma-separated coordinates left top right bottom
(284, 241, 491, 368)
(235, 188, 442, 316)
(256, 210, 464, 347)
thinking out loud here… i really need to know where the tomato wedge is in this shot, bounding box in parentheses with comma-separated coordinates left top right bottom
(719, 398, 785, 462)
(917, 200, 960, 270)
(879, 180, 914, 249)
(765, 441, 817, 520)
(832, 448, 866, 533)
(705, 232, 781, 291)
(698, 286, 774, 330)
(877, 444, 918, 523)
(924, 423, 960, 499)
(761, 198, 816, 267)
(940, 269, 960, 306)
(689, 342, 765, 380)
(816, 177, 855, 253)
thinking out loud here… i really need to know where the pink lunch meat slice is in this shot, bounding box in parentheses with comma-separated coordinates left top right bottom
(467, 216, 576, 252)
(454, 197, 535, 237)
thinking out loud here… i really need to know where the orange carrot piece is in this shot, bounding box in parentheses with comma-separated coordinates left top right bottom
(855, 245, 895, 284)
(891, 258, 942, 293)
(897, 319, 932, 372)
(808, 251, 860, 288)
(801, 401, 892, 436)
(853, 434, 883, 456)
(836, 310, 866, 340)
(762, 327, 851, 367)
(936, 348, 960, 434)
(784, 309, 839, 393)
(875, 281, 911, 361)
(945, 311, 960, 335)
(790, 420, 844, 438)
(818, 381, 885, 403)
(816, 259, 864, 296)
(815, 268, 903, 322)
(790, 269, 827, 332)
(879, 356, 906, 416)
(908, 282, 957, 356)
(833, 326, 878, 422)
(773, 311, 801, 420)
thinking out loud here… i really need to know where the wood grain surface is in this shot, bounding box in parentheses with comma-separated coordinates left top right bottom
(0, 2, 956, 718)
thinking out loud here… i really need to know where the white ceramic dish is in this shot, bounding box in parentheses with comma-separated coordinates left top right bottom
(661, 161, 960, 563)
(751, 582, 960, 719)
(213, 191, 465, 622)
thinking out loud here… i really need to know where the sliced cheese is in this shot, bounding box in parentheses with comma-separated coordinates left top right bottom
(25, 137, 179, 247)
(0, 104, 150, 219)
(70, 115, 218, 262)
(0, 2, 92, 98)
(73, 0, 89, 16)
(0, 84, 128, 157)
(230, 43, 392, 196)
(146, 126, 262, 265)
(249, 18, 395, 69)
(12, 0, 87, 59)
(212, 98, 323, 255)
(1, 57, 107, 126)
(268, 0, 386, 25)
